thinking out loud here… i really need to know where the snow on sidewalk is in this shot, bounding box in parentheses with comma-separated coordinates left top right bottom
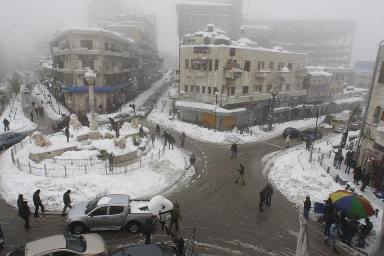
(0, 87, 37, 135)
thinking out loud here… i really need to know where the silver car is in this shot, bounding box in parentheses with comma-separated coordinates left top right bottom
(66, 194, 152, 234)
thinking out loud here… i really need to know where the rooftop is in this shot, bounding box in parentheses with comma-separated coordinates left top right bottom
(52, 28, 135, 44)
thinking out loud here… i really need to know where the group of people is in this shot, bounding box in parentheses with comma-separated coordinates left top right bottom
(259, 184, 274, 211)
(323, 197, 373, 252)
(333, 149, 345, 169)
(30, 101, 44, 122)
(16, 189, 72, 230)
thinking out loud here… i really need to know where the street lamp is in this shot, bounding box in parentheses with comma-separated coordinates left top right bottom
(268, 90, 278, 131)
(214, 91, 218, 132)
(310, 105, 320, 161)
(85, 70, 99, 138)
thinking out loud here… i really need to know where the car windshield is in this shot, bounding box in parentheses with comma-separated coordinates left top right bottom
(8, 245, 25, 256)
(65, 234, 86, 253)
(86, 197, 101, 214)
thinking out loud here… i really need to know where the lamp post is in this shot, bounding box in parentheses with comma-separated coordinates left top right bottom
(268, 90, 278, 131)
(85, 70, 98, 133)
(309, 105, 320, 162)
(214, 91, 218, 132)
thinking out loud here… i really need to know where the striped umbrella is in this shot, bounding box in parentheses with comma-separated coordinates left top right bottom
(329, 190, 375, 219)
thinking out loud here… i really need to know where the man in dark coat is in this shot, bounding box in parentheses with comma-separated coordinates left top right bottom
(3, 118, 10, 131)
(179, 132, 186, 148)
(259, 189, 266, 211)
(64, 125, 70, 143)
(358, 218, 373, 248)
(235, 164, 245, 185)
(33, 189, 44, 217)
(163, 131, 168, 146)
(186, 153, 197, 172)
(230, 143, 238, 159)
(108, 153, 114, 172)
(61, 190, 72, 216)
(168, 135, 175, 150)
(324, 197, 334, 237)
(361, 174, 370, 192)
(141, 216, 154, 244)
(264, 184, 274, 206)
(303, 196, 311, 220)
(17, 194, 24, 216)
(170, 202, 182, 231)
(353, 166, 362, 185)
(155, 124, 160, 136)
(20, 201, 31, 230)
(139, 125, 144, 138)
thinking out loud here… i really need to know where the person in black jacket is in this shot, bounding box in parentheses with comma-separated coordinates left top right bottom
(324, 197, 334, 237)
(20, 201, 31, 230)
(264, 184, 274, 206)
(303, 196, 311, 220)
(141, 216, 154, 244)
(259, 189, 266, 211)
(64, 125, 70, 143)
(235, 164, 245, 185)
(0, 223, 4, 252)
(17, 194, 24, 216)
(33, 189, 44, 217)
(61, 190, 72, 216)
(230, 143, 238, 159)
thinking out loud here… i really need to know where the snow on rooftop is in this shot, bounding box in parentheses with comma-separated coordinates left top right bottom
(178, 1, 232, 7)
(175, 101, 246, 114)
(333, 96, 365, 104)
(307, 70, 332, 77)
(53, 28, 135, 44)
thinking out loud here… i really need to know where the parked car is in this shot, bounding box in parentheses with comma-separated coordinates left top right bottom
(7, 234, 106, 256)
(112, 113, 134, 125)
(300, 128, 323, 141)
(282, 127, 300, 138)
(349, 122, 361, 131)
(333, 125, 345, 133)
(66, 194, 152, 234)
(112, 243, 194, 256)
(52, 114, 89, 132)
(135, 106, 150, 118)
(0, 132, 27, 151)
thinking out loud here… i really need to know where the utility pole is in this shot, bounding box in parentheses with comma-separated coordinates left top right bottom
(268, 90, 277, 131)
(310, 105, 320, 162)
(214, 91, 218, 132)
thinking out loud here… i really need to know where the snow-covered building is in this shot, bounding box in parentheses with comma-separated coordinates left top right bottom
(49, 28, 142, 113)
(178, 24, 308, 128)
(303, 67, 332, 104)
(176, 0, 243, 39)
(359, 41, 384, 188)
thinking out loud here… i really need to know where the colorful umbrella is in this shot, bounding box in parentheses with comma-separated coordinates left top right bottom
(329, 190, 375, 219)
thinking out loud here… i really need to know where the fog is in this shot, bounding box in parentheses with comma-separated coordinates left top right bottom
(0, 0, 383, 70)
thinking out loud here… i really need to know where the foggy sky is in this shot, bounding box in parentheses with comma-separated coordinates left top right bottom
(0, 0, 383, 69)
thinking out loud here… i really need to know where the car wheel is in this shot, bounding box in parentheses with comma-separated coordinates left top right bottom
(126, 221, 141, 233)
(70, 223, 86, 234)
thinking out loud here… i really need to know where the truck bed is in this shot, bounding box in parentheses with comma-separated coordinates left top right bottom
(130, 200, 150, 213)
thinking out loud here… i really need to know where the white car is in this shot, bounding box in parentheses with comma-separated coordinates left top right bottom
(135, 106, 150, 118)
(7, 234, 106, 256)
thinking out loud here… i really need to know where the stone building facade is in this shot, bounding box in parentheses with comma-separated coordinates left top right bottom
(359, 41, 384, 188)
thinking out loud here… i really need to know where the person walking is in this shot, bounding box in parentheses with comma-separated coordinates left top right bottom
(163, 131, 169, 146)
(234, 164, 245, 185)
(168, 135, 175, 150)
(64, 125, 70, 143)
(259, 188, 266, 211)
(108, 153, 114, 172)
(230, 143, 238, 159)
(336, 153, 344, 169)
(285, 134, 290, 148)
(179, 132, 186, 148)
(264, 184, 274, 206)
(30, 111, 34, 122)
(361, 173, 370, 192)
(358, 218, 373, 248)
(17, 194, 24, 216)
(139, 125, 144, 138)
(61, 190, 72, 216)
(155, 124, 160, 136)
(324, 222, 338, 252)
(170, 202, 182, 231)
(305, 138, 311, 150)
(141, 216, 154, 244)
(324, 197, 334, 237)
(20, 201, 31, 230)
(33, 189, 44, 217)
(303, 196, 311, 220)
(3, 118, 10, 131)
(151, 133, 155, 147)
(353, 166, 362, 185)
(186, 153, 197, 173)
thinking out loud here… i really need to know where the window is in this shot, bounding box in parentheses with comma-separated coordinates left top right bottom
(379, 61, 384, 83)
(207, 87, 212, 94)
(244, 61, 250, 72)
(80, 40, 93, 49)
(185, 59, 189, 69)
(214, 59, 219, 71)
(190, 85, 195, 93)
(373, 106, 382, 123)
(208, 59, 213, 71)
(191, 59, 200, 70)
(195, 86, 200, 93)
(288, 63, 293, 71)
(269, 62, 274, 70)
(257, 61, 261, 71)
(253, 85, 262, 93)
(213, 87, 218, 94)
(91, 206, 108, 216)
(202, 86, 206, 94)
(109, 206, 124, 215)
(184, 85, 188, 93)
(261, 61, 265, 69)
(267, 84, 272, 92)
(286, 84, 290, 91)
(230, 48, 236, 56)
(230, 87, 235, 95)
(242, 86, 249, 94)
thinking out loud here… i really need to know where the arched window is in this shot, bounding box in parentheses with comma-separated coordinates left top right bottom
(373, 106, 381, 123)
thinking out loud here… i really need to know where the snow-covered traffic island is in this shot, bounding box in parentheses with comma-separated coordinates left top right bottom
(0, 114, 193, 212)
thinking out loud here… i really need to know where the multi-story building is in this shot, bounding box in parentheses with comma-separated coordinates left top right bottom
(347, 61, 374, 89)
(176, 0, 243, 39)
(177, 25, 308, 129)
(303, 67, 332, 105)
(49, 28, 142, 113)
(359, 41, 384, 188)
(243, 20, 356, 68)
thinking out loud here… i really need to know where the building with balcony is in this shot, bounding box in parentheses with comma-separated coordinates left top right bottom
(176, 0, 243, 39)
(243, 20, 356, 68)
(359, 42, 384, 188)
(177, 25, 308, 129)
(49, 28, 143, 113)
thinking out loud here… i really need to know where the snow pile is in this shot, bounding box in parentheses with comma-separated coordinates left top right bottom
(0, 88, 37, 135)
(31, 84, 69, 121)
(333, 97, 365, 105)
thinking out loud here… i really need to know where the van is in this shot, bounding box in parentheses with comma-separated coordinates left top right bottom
(330, 118, 345, 128)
